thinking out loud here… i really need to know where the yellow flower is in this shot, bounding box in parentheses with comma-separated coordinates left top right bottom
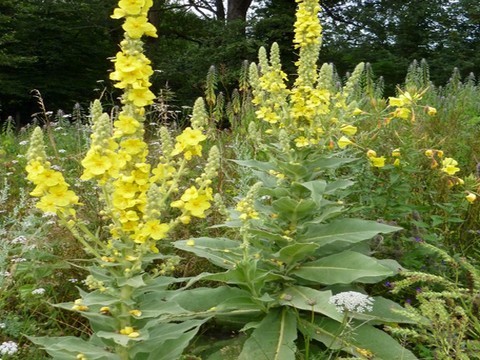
(352, 108, 363, 116)
(425, 149, 434, 157)
(388, 97, 405, 107)
(370, 156, 386, 168)
(118, 0, 144, 16)
(81, 152, 112, 177)
(366, 149, 377, 158)
(426, 106, 437, 116)
(294, 136, 310, 148)
(36, 196, 60, 214)
(391, 148, 401, 157)
(172, 128, 206, 159)
(122, 16, 157, 39)
(393, 107, 411, 120)
(337, 136, 353, 149)
(466, 192, 476, 204)
(35, 169, 64, 187)
(100, 306, 111, 314)
(120, 138, 146, 155)
(441, 157, 460, 175)
(184, 194, 211, 218)
(127, 88, 156, 107)
(120, 326, 135, 335)
(340, 124, 357, 136)
(393, 158, 400, 167)
(47, 185, 79, 207)
(140, 220, 169, 240)
(177, 127, 206, 147)
(129, 309, 142, 317)
(114, 115, 141, 135)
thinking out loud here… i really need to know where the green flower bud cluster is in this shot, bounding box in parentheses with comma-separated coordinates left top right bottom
(26, 127, 47, 162)
(190, 97, 208, 130)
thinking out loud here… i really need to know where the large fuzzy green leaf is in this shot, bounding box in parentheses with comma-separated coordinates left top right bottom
(298, 219, 401, 248)
(278, 285, 341, 321)
(238, 308, 297, 360)
(28, 336, 119, 360)
(300, 317, 418, 359)
(272, 243, 319, 265)
(130, 320, 205, 360)
(291, 251, 394, 284)
(174, 237, 243, 269)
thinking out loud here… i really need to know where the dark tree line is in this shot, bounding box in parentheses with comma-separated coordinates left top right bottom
(1, 0, 480, 124)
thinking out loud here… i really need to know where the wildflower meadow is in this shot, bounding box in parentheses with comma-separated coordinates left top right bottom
(1, 0, 480, 359)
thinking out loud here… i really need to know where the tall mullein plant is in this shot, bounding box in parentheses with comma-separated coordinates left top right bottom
(25, 1, 219, 359)
(176, 0, 419, 359)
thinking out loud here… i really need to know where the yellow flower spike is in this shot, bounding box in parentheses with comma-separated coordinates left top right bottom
(337, 136, 353, 149)
(340, 124, 357, 136)
(466, 192, 477, 204)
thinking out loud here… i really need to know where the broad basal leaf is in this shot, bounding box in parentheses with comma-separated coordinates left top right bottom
(298, 219, 401, 248)
(291, 251, 394, 284)
(174, 237, 243, 269)
(300, 317, 418, 360)
(278, 285, 341, 321)
(238, 308, 297, 360)
(28, 336, 119, 360)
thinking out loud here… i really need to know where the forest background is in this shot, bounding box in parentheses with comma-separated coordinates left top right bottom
(1, 0, 480, 125)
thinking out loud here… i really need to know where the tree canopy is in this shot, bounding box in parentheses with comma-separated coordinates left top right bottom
(1, 0, 480, 123)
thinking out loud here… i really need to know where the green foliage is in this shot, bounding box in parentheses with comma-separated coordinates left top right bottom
(387, 243, 480, 359)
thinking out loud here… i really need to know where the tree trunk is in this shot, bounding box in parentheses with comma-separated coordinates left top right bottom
(227, 0, 252, 22)
(215, 0, 225, 20)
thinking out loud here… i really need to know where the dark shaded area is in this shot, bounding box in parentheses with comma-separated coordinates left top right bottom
(1, 0, 480, 126)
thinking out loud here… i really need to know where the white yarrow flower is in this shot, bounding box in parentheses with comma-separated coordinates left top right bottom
(0, 340, 18, 355)
(32, 288, 46, 295)
(329, 291, 374, 314)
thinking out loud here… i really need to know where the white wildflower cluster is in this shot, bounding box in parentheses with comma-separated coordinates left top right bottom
(10, 257, 26, 264)
(11, 236, 27, 245)
(31, 288, 46, 295)
(329, 291, 374, 314)
(0, 341, 18, 355)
